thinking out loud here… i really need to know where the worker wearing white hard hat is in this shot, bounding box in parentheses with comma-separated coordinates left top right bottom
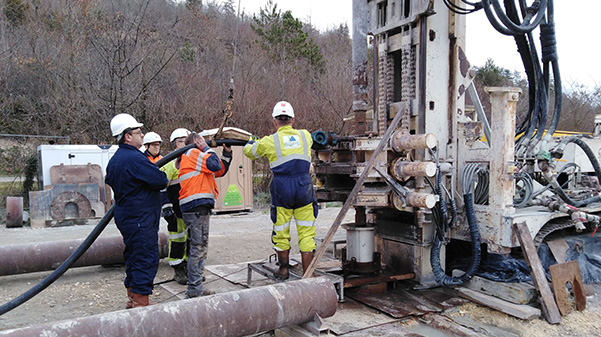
(162, 127, 191, 285)
(143, 132, 163, 164)
(105, 113, 168, 308)
(243, 101, 317, 280)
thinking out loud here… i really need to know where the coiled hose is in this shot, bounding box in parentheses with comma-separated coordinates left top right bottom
(0, 139, 246, 316)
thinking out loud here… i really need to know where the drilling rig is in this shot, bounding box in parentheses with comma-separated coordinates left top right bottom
(313, 0, 601, 288)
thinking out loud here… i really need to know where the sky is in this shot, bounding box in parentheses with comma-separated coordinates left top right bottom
(235, 0, 600, 90)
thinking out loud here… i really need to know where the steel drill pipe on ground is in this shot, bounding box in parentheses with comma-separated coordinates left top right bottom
(0, 144, 194, 316)
(0, 233, 168, 276)
(0, 277, 338, 337)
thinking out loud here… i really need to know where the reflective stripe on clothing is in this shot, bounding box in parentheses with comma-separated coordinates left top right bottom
(178, 147, 224, 212)
(243, 125, 313, 174)
(168, 231, 187, 240)
(271, 203, 317, 252)
(180, 193, 216, 205)
(168, 217, 187, 265)
(271, 129, 310, 168)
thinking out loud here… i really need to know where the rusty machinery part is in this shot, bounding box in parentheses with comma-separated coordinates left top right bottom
(532, 197, 601, 247)
(0, 144, 196, 316)
(0, 277, 338, 337)
(533, 220, 579, 248)
(0, 233, 168, 276)
(49, 191, 93, 220)
(390, 131, 437, 153)
(390, 158, 436, 180)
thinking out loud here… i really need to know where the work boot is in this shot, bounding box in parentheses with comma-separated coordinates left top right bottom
(173, 263, 188, 285)
(125, 288, 134, 309)
(274, 250, 290, 280)
(130, 293, 150, 308)
(301, 251, 315, 277)
(185, 289, 214, 299)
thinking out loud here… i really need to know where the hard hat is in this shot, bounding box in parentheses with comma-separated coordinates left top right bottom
(110, 113, 143, 137)
(272, 101, 295, 118)
(143, 132, 162, 145)
(170, 128, 191, 142)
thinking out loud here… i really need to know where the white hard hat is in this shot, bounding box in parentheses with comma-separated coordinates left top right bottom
(170, 128, 191, 142)
(110, 113, 143, 137)
(143, 132, 162, 145)
(272, 101, 295, 118)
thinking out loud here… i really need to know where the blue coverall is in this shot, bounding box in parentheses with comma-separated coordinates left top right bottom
(105, 143, 168, 295)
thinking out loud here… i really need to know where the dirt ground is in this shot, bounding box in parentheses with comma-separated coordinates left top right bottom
(1, 206, 601, 336)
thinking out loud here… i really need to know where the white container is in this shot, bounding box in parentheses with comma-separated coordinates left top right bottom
(37, 145, 118, 189)
(343, 225, 375, 263)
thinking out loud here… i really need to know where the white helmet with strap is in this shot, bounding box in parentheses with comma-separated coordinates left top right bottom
(272, 101, 295, 118)
(170, 128, 191, 142)
(110, 113, 143, 138)
(143, 132, 162, 145)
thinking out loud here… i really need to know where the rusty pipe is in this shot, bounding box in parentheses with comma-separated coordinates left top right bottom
(0, 277, 338, 337)
(390, 132, 437, 152)
(391, 191, 437, 210)
(391, 159, 437, 179)
(0, 233, 168, 276)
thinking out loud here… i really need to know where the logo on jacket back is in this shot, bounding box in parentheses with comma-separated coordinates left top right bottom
(283, 135, 301, 149)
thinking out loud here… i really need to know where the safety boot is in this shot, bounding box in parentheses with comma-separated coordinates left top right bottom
(274, 250, 290, 280)
(301, 251, 315, 277)
(173, 263, 188, 285)
(131, 293, 150, 308)
(125, 288, 134, 309)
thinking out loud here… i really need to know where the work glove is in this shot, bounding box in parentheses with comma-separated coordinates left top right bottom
(162, 206, 177, 229)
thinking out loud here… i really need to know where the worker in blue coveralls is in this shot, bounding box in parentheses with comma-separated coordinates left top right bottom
(243, 101, 317, 280)
(105, 113, 168, 308)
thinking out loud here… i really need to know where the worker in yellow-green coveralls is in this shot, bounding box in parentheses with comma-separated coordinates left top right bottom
(243, 101, 317, 280)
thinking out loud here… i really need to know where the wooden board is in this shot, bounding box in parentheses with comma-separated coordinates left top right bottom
(457, 287, 541, 320)
(463, 274, 536, 305)
(514, 222, 562, 324)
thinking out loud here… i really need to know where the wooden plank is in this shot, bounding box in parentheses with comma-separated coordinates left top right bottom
(514, 222, 562, 323)
(457, 287, 541, 320)
(422, 313, 483, 337)
(546, 239, 570, 264)
(302, 102, 407, 279)
(463, 274, 536, 305)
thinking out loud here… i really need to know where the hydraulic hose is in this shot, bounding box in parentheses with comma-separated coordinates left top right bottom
(430, 193, 482, 286)
(431, 164, 484, 285)
(0, 139, 246, 316)
(548, 137, 601, 207)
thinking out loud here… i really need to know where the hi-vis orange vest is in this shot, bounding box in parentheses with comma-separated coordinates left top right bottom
(146, 154, 162, 164)
(178, 148, 226, 210)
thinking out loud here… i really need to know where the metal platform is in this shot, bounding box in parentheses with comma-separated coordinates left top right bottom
(247, 254, 345, 302)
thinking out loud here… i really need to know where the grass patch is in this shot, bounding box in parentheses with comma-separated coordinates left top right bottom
(0, 180, 24, 208)
(253, 191, 271, 212)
